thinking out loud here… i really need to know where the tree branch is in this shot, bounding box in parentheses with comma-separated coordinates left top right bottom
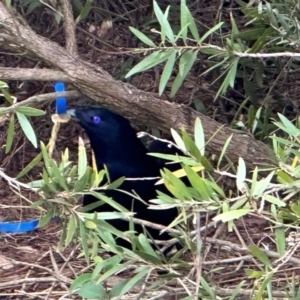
(0, 3, 278, 168)
(0, 68, 70, 82)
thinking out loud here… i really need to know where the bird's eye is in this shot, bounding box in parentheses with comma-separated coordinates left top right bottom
(91, 115, 101, 124)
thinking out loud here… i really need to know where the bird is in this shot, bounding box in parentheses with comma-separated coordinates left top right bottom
(67, 107, 179, 250)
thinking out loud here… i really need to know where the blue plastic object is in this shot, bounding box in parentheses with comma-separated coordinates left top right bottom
(55, 82, 67, 114)
(0, 219, 39, 233)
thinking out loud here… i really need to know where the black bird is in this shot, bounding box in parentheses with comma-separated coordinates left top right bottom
(67, 107, 178, 249)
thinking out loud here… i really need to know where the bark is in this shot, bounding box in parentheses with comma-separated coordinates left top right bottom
(0, 3, 277, 168)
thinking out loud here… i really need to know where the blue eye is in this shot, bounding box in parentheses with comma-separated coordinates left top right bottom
(91, 115, 101, 124)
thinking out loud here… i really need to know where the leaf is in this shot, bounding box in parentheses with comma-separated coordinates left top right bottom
(16, 112, 37, 148)
(159, 50, 176, 95)
(198, 22, 224, 44)
(65, 214, 77, 246)
(129, 27, 157, 47)
(15, 106, 45, 116)
(275, 227, 285, 256)
(251, 171, 274, 199)
(5, 114, 15, 153)
(155, 165, 204, 185)
(170, 128, 186, 152)
(217, 135, 232, 169)
(77, 281, 107, 299)
(248, 245, 271, 268)
(70, 273, 93, 291)
(236, 157, 246, 192)
(78, 136, 88, 179)
(194, 117, 205, 155)
(180, 0, 188, 43)
(125, 50, 171, 78)
(153, 1, 174, 43)
(171, 50, 198, 97)
(186, 7, 200, 41)
(1, 88, 13, 104)
(76, 0, 92, 22)
(120, 266, 152, 296)
(213, 209, 251, 222)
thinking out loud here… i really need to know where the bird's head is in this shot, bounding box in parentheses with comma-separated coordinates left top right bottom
(67, 107, 135, 141)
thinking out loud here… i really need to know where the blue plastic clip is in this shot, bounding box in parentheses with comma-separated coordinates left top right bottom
(55, 82, 67, 114)
(0, 219, 39, 233)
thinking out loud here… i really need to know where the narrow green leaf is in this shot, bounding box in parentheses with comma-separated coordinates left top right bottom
(275, 227, 285, 256)
(180, 0, 188, 43)
(171, 50, 197, 97)
(70, 273, 93, 291)
(77, 0, 92, 22)
(217, 134, 232, 169)
(78, 137, 88, 179)
(15, 106, 45, 116)
(1, 88, 13, 104)
(5, 114, 15, 153)
(65, 214, 77, 246)
(120, 266, 152, 296)
(171, 128, 186, 152)
(213, 209, 251, 222)
(159, 50, 176, 95)
(153, 0, 166, 42)
(252, 171, 274, 199)
(194, 117, 205, 156)
(129, 27, 157, 47)
(186, 8, 199, 41)
(125, 50, 171, 78)
(198, 22, 224, 44)
(236, 157, 246, 192)
(16, 112, 37, 148)
(248, 245, 272, 268)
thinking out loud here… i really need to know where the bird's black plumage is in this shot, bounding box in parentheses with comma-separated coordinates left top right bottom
(67, 107, 178, 249)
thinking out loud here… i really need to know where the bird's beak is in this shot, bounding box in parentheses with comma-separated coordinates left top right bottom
(66, 109, 77, 118)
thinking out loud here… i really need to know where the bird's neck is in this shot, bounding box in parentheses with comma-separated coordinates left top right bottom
(89, 138, 156, 179)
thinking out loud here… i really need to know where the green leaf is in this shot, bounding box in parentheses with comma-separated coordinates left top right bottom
(180, 0, 188, 43)
(275, 227, 285, 256)
(159, 50, 176, 95)
(213, 209, 251, 222)
(129, 27, 157, 47)
(194, 117, 205, 156)
(171, 128, 186, 152)
(171, 50, 198, 97)
(248, 245, 272, 268)
(70, 273, 93, 292)
(5, 114, 15, 153)
(186, 7, 199, 41)
(77, 0, 92, 22)
(153, 1, 174, 43)
(251, 171, 274, 199)
(217, 134, 232, 169)
(236, 157, 246, 192)
(125, 50, 171, 78)
(15, 106, 45, 116)
(78, 137, 88, 179)
(198, 22, 224, 44)
(182, 129, 201, 161)
(276, 113, 300, 137)
(1, 88, 13, 104)
(77, 281, 107, 299)
(120, 266, 153, 295)
(16, 112, 37, 148)
(65, 214, 77, 246)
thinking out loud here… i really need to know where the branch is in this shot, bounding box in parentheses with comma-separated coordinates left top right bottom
(0, 68, 70, 82)
(61, 0, 77, 55)
(0, 3, 278, 168)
